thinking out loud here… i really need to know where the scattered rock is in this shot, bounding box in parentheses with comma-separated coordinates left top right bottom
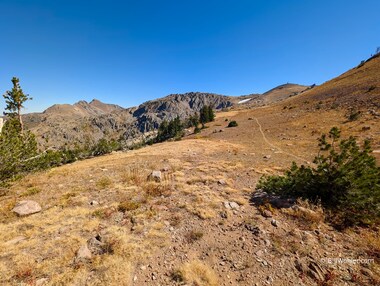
(295, 258, 326, 282)
(251, 190, 295, 208)
(75, 244, 92, 261)
(263, 155, 271, 159)
(262, 210, 273, 218)
(87, 235, 106, 255)
(148, 171, 162, 182)
(224, 201, 239, 211)
(36, 278, 49, 286)
(308, 261, 325, 282)
(245, 224, 261, 236)
(217, 179, 227, 186)
(271, 219, 278, 227)
(220, 211, 228, 219)
(361, 268, 375, 279)
(90, 200, 99, 206)
(12, 200, 41, 216)
(4, 236, 26, 246)
(295, 258, 308, 273)
(229, 202, 240, 211)
(361, 126, 371, 131)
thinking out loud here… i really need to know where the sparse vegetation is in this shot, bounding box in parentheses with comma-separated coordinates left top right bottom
(227, 120, 238, 127)
(176, 260, 218, 286)
(367, 85, 376, 92)
(185, 230, 204, 243)
(96, 177, 113, 189)
(92, 138, 120, 156)
(20, 187, 41, 197)
(257, 127, 380, 228)
(117, 201, 140, 212)
(346, 109, 361, 121)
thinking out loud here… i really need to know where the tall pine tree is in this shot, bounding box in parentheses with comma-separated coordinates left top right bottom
(1, 77, 37, 181)
(3, 77, 32, 134)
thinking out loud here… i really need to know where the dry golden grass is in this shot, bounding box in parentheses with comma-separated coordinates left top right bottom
(1, 84, 378, 285)
(177, 260, 218, 286)
(184, 230, 204, 243)
(355, 230, 380, 261)
(281, 199, 325, 229)
(120, 165, 147, 186)
(96, 176, 113, 189)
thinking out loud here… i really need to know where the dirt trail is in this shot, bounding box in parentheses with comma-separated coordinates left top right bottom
(253, 117, 310, 163)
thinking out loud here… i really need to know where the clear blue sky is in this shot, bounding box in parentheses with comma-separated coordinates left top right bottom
(1, 0, 379, 113)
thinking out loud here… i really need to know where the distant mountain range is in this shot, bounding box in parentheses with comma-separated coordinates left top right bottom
(19, 50, 380, 150)
(21, 83, 311, 149)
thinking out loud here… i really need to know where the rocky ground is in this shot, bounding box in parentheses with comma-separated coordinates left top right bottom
(1, 99, 379, 285)
(1, 48, 380, 286)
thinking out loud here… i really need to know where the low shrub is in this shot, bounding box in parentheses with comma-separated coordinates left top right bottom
(117, 201, 140, 212)
(227, 120, 238, 127)
(256, 127, 380, 228)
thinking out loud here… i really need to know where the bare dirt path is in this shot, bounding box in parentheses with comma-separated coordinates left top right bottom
(253, 117, 310, 164)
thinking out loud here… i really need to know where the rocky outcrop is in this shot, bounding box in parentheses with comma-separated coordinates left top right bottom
(22, 86, 309, 150)
(23, 93, 239, 149)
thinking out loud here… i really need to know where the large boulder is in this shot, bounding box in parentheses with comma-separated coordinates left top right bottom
(12, 200, 41, 216)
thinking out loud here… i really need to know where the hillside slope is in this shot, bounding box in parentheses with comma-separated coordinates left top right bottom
(291, 54, 380, 109)
(1, 98, 379, 285)
(1, 56, 380, 285)
(261, 83, 311, 104)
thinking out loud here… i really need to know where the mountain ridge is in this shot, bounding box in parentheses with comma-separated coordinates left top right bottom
(19, 83, 310, 149)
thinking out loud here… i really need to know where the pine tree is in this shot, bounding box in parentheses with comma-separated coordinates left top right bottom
(155, 117, 184, 143)
(207, 106, 215, 122)
(0, 77, 37, 182)
(0, 118, 37, 181)
(199, 106, 211, 127)
(256, 127, 380, 228)
(189, 114, 200, 128)
(199, 105, 215, 128)
(3, 77, 32, 134)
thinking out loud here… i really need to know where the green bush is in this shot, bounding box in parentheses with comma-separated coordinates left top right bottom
(227, 120, 238, 127)
(256, 127, 380, 228)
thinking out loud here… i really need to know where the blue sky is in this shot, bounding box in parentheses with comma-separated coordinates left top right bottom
(1, 0, 379, 113)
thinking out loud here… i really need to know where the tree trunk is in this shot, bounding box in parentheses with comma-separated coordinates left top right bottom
(18, 102, 24, 134)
